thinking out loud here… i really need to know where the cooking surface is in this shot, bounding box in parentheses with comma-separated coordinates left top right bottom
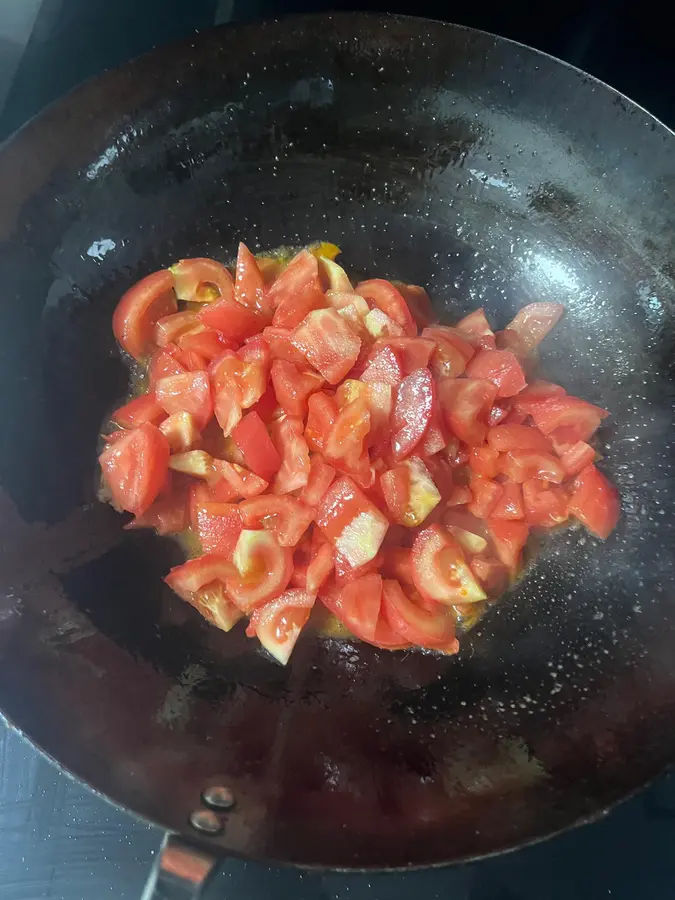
(0, 1, 673, 897)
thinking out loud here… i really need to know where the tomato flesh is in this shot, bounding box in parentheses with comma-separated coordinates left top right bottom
(99, 423, 170, 516)
(568, 464, 620, 539)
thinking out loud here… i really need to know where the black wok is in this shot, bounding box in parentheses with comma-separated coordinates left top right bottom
(0, 11, 673, 889)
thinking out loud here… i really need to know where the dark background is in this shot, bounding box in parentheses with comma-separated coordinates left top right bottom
(0, 1, 674, 897)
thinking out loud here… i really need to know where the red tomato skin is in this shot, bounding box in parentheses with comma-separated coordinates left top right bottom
(490, 482, 525, 520)
(385, 337, 436, 374)
(155, 311, 200, 347)
(99, 423, 170, 516)
(171, 257, 234, 304)
(558, 441, 596, 478)
(112, 392, 166, 429)
(360, 344, 404, 386)
(270, 359, 324, 418)
(506, 302, 564, 351)
(306, 542, 334, 595)
(487, 424, 554, 453)
(467, 475, 503, 519)
(315, 476, 375, 543)
(226, 532, 294, 612)
(423, 326, 474, 378)
(270, 416, 311, 494)
(499, 450, 565, 484)
(469, 446, 500, 479)
(438, 377, 497, 446)
(178, 328, 234, 361)
(395, 283, 434, 330)
(487, 519, 529, 573)
(568, 464, 620, 539)
(465, 349, 527, 398)
(269, 251, 326, 327)
(165, 554, 235, 600)
(527, 396, 609, 442)
(193, 497, 243, 556)
(235, 242, 270, 314)
(381, 579, 458, 650)
(148, 346, 187, 385)
(522, 479, 569, 528)
(239, 494, 314, 546)
(291, 308, 362, 385)
(300, 456, 336, 507)
(231, 412, 282, 482)
(305, 392, 338, 453)
(320, 574, 383, 642)
(155, 371, 214, 430)
(198, 296, 267, 341)
(113, 269, 177, 361)
(391, 369, 435, 461)
(126, 478, 190, 535)
(455, 308, 497, 350)
(355, 279, 417, 336)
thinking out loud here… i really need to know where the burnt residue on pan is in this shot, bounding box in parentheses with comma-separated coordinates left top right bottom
(0, 13, 673, 869)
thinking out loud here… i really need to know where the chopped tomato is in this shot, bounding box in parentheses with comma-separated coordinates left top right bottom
(364, 307, 405, 340)
(320, 574, 383, 642)
(212, 460, 268, 499)
(304, 392, 338, 453)
(148, 346, 187, 384)
(455, 308, 497, 350)
(487, 423, 553, 453)
(234, 242, 270, 315)
(261, 326, 308, 365)
(558, 440, 596, 478)
(159, 411, 201, 452)
(467, 475, 503, 519)
(470, 556, 509, 596)
(333, 551, 384, 586)
(300, 456, 336, 507)
(316, 476, 389, 569)
(250, 382, 279, 424)
(126, 480, 190, 535)
(514, 380, 566, 411)
(527, 395, 609, 442)
(112, 392, 166, 429)
(155, 311, 201, 347)
(385, 337, 436, 374)
(411, 525, 486, 606)
(291, 308, 361, 384)
(231, 412, 282, 482)
(465, 349, 527, 398)
(499, 450, 565, 484)
(192, 492, 243, 556)
(186, 582, 243, 633)
(306, 541, 334, 595)
(506, 302, 564, 351)
(490, 482, 525, 520)
(487, 400, 511, 427)
(420, 407, 448, 456)
(178, 328, 234, 361)
(226, 529, 293, 612)
(155, 371, 213, 429)
(270, 250, 326, 327)
(487, 519, 529, 573)
(269, 416, 311, 494)
(165, 554, 235, 601)
(271, 359, 324, 418)
(438, 377, 497, 446)
(239, 494, 313, 547)
(324, 397, 371, 474)
(99, 423, 169, 516)
(355, 279, 417, 336)
(391, 368, 434, 461)
(381, 579, 458, 651)
(113, 269, 177, 361)
(169, 449, 216, 479)
(568, 464, 620, 539)
(247, 589, 315, 664)
(360, 343, 404, 386)
(380, 457, 441, 527)
(423, 326, 474, 378)
(198, 295, 267, 341)
(522, 479, 569, 528)
(469, 446, 500, 479)
(320, 257, 354, 292)
(170, 257, 235, 304)
(395, 283, 434, 330)
(370, 617, 413, 650)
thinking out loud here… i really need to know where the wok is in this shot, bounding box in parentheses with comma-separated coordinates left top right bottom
(0, 11, 673, 895)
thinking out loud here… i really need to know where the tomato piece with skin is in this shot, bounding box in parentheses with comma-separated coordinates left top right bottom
(487, 423, 554, 453)
(149, 346, 187, 385)
(226, 529, 294, 612)
(421, 406, 449, 457)
(470, 556, 509, 596)
(490, 482, 525, 520)
(558, 440, 596, 478)
(380, 456, 441, 528)
(381, 579, 458, 651)
(320, 574, 383, 642)
(333, 551, 385, 586)
(270, 250, 326, 327)
(231, 412, 282, 482)
(487, 520, 529, 573)
(165, 554, 235, 601)
(568, 464, 620, 539)
(261, 326, 308, 365)
(192, 493, 243, 556)
(355, 279, 417, 336)
(505, 302, 564, 352)
(469, 446, 500, 479)
(300, 456, 336, 507)
(159, 411, 201, 452)
(155, 371, 213, 429)
(126, 479, 190, 535)
(235, 242, 271, 315)
(385, 337, 436, 374)
(247, 589, 315, 664)
(99, 423, 170, 516)
(499, 450, 565, 484)
(522, 479, 569, 528)
(239, 494, 314, 547)
(113, 269, 177, 361)
(271, 359, 324, 418)
(455, 308, 497, 350)
(526, 395, 609, 442)
(178, 328, 235, 361)
(291, 308, 362, 384)
(468, 474, 504, 519)
(360, 343, 404, 386)
(364, 307, 405, 340)
(391, 368, 435, 461)
(155, 311, 201, 347)
(198, 295, 268, 341)
(324, 397, 371, 473)
(394, 283, 434, 330)
(465, 349, 527, 398)
(438, 377, 497, 446)
(316, 476, 389, 570)
(305, 392, 338, 453)
(185, 582, 243, 633)
(170, 257, 234, 304)
(411, 525, 487, 606)
(250, 383, 279, 424)
(422, 326, 474, 378)
(112, 392, 166, 429)
(269, 416, 311, 494)
(306, 541, 334, 595)
(211, 460, 268, 499)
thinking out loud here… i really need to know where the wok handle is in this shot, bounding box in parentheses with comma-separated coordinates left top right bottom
(141, 834, 218, 900)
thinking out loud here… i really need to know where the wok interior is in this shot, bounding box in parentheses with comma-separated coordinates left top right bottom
(0, 14, 673, 868)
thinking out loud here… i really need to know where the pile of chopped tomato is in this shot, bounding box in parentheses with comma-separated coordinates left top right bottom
(99, 243, 620, 665)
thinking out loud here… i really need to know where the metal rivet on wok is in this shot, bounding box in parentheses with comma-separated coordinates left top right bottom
(201, 785, 235, 811)
(189, 809, 223, 834)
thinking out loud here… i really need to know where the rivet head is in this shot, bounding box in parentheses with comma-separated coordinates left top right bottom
(189, 809, 222, 834)
(201, 785, 235, 811)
